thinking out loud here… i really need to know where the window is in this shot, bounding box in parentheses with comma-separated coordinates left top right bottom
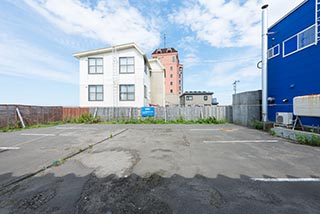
(170, 89, 173, 93)
(204, 95, 208, 101)
(268, 44, 280, 59)
(299, 25, 315, 49)
(170, 82, 173, 86)
(88, 85, 103, 101)
(120, 84, 135, 101)
(119, 57, 134, 73)
(179, 80, 181, 84)
(88, 58, 103, 74)
(172, 56, 176, 62)
(283, 25, 316, 57)
(186, 96, 193, 101)
(170, 74, 173, 78)
(170, 66, 173, 71)
(144, 85, 147, 98)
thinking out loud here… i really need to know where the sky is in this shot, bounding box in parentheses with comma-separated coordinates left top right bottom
(0, 0, 305, 106)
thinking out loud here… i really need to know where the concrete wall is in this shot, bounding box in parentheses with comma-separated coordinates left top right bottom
(232, 90, 262, 127)
(165, 94, 180, 106)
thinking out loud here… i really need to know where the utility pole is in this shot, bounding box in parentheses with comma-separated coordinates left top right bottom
(233, 80, 240, 94)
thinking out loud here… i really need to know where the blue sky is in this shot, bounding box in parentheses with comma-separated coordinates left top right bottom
(0, 0, 304, 106)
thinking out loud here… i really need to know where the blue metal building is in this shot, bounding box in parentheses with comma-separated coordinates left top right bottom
(267, 0, 320, 126)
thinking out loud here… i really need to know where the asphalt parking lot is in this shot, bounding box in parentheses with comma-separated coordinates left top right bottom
(1, 124, 320, 213)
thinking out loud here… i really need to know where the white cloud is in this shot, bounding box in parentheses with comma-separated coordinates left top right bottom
(170, 0, 305, 48)
(23, 0, 161, 51)
(170, 0, 262, 48)
(0, 33, 77, 84)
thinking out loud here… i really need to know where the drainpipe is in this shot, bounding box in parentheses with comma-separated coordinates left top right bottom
(261, 4, 269, 123)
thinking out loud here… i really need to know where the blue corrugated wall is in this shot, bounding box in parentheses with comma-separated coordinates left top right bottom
(268, 0, 320, 126)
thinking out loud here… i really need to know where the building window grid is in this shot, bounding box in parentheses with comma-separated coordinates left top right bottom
(88, 85, 103, 101)
(283, 24, 316, 57)
(88, 58, 103, 74)
(119, 57, 135, 73)
(267, 44, 280, 59)
(119, 84, 135, 101)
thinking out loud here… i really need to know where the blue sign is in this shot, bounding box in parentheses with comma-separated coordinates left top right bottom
(141, 107, 155, 117)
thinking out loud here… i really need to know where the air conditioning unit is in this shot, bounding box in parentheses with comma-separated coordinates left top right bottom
(276, 112, 293, 125)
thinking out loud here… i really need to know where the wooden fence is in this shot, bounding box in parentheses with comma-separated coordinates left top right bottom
(89, 106, 233, 122)
(0, 105, 233, 128)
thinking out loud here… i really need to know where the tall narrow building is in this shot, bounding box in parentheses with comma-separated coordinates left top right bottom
(151, 48, 183, 106)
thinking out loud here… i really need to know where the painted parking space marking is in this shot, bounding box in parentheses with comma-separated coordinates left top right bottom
(203, 140, 278, 143)
(21, 133, 55, 136)
(0, 147, 20, 150)
(190, 128, 238, 131)
(251, 178, 320, 182)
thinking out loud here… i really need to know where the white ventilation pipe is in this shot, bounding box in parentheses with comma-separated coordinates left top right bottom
(261, 4, 269, 123)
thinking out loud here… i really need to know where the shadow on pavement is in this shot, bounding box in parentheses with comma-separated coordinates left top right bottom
(1, 172, 320, 214)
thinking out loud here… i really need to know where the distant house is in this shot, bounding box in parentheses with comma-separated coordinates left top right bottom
(151, 48, 183, 106)
(180, 91, 214, 107)
(149, 58, 166, 107)
(73, 43, 151, 107)
(267, 0, 320, 126)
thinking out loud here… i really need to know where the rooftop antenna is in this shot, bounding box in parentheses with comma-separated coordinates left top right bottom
(163, 33, 166, 48)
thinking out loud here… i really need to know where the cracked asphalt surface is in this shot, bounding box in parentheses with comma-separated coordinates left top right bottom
(1, 124, 320, 213)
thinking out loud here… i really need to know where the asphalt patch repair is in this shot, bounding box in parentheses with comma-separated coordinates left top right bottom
(77, 174, 224, 214)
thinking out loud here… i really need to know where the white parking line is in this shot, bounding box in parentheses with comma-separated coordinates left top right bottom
(251, 178, 320, 182)
(0, 147, 20, 150)
(21, 133, 55, 136)
(203, 140, 278, 143)
(190, 128, 238, 131)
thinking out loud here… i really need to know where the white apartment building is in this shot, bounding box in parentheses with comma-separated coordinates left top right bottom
(73, 43, 151, 107)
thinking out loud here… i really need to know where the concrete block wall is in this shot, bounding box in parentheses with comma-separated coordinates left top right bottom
(232, 90, 262, 127)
